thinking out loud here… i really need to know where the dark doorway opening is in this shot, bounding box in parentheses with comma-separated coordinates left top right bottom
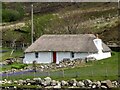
(53, 52, 56, 63)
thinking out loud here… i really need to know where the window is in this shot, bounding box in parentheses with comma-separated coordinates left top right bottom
(71, 52, 74, 58)
(35, 52, 38, 58)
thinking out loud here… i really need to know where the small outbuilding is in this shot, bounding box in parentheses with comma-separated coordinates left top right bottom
(23, 34, 111, 64)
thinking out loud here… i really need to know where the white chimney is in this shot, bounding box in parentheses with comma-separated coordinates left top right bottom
(93, 34, 103, 54)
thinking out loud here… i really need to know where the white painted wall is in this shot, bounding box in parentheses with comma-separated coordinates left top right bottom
(56, 52, 89, 63)
(87, 52, 111, 60)
(56, 52, 71, 64)
(74, 53, 89, 59)
(23, 53, 35, 64)
(23, 51, 111, 64)
(23, 52, 52, 64)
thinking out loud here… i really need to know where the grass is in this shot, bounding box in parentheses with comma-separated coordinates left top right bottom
(0, 47, 23, 61)
(2, 51, 119, 81)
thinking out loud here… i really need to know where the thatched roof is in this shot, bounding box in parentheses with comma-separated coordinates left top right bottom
(25, 34, 111, 53)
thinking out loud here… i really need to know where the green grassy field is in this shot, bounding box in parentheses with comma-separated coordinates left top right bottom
(2, 51, 119, 81)
(0, 47, 23, 62)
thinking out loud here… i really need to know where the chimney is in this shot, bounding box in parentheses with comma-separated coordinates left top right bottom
(95, 34, 99, 39)
(93, 34, 103, 53)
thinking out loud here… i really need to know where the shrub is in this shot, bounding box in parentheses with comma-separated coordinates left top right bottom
(2, 9, 21, 22)
(11, 64, 27, 69)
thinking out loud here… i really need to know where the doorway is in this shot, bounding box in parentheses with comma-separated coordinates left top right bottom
(53, 52, 56, 63)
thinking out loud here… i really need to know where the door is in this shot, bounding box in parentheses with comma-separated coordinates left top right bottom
(53, 52, 56, 63)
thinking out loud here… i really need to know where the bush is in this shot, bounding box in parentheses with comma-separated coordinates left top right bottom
(11, 64, 27, 69)
(2, 9, 21, 22)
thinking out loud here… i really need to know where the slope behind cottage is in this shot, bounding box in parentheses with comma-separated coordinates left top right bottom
(23, 34, 111, 64)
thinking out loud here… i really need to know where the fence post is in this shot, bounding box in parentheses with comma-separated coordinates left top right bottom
(62, 69, 65, 78)
(91, 70, 93, 77)
(105, 67, 108, 78)
(6, 73, 8, 79)
(34, 71, 36, 78)
(22, 72, 23, 79)
(76, 70, 78, 78)
(47, 71, 50, 77)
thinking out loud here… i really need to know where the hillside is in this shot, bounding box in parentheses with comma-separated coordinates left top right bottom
(2, 2, 119, 48)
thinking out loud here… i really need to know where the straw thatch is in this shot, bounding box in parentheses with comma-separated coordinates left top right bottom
(25, 34, 111, 53)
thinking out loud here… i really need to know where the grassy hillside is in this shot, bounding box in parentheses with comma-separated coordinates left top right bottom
(2, 2, 119, 47)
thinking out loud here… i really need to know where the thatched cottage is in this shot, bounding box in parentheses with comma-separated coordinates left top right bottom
(23, 34, 111, 64)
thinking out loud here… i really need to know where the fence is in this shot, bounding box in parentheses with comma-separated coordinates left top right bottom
(1, 67, 118, 80)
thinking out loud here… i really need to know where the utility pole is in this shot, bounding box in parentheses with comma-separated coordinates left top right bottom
(118, 0, 120, 9)
(31, 4, 34, 44)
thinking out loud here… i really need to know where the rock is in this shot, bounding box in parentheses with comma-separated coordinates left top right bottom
(33, 78, 42, 85)
(101, 85, 107, 89)
(18, 80, 24, 85)
(27, 83, 31, 85)
(54, 82, 61, 88)
(50, 80, 57, 86)
(96, 81, 101, 88)
(23, 80, 27, 85)
(43, 77, 52, 86)
(73, 82, 77, 87)
(92, 81, 101, 88)
(14, 86, 17, 89)
(13, 80, 18, 84)
(91, 84, 97, 89)
(0, 81, 2, 84)
(68, 79, 77, 86)
(44, 77, 52, 86)
(76, 81, 85, 87)
(61, 80, 68, 86)
(68, 86, 75, 88)
(27, 80, 36, 85)
(45, 86, 53, 88)
(112, 81, 118, 87)
(44, 77, 51, 81)
(7, 80, 12, 84)
(101, 80, 114, 88)
(83, 79, 92, 87)
(33, 77, 41, 81)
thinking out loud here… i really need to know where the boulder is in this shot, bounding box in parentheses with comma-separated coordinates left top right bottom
(33, 78, 42, 85)
(18, 80, 24, 85)
(45, 86, 53, 88)
(26, 78, 30, 82)
(101, 85, 107, 89)
(68, 79, 77, 86)
(83, 79, 92, 87)
(27, 83, 31, 85)
(112, 81, 118, 87)
(44, 77, 52, 82)
(68, 86, 75, 88)
(0, 81, 2, 84)
(50, 80, 57, 86)
(13, 80, 18, 84)
(76, 81, 85, 87)
(91, 84, 97, 89)
(61, 80, 68, 86)
(54, 82, 61, 88)
(101, 80, 114, 88)
(96, 81, 101, 88)
(7, 80, 12, 84)
(43, 77, 52, 86)
(27, 80, 36, 85)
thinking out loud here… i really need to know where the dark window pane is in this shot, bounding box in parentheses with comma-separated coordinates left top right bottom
(71, 52, 74, 58)
(35, 52, 38, 58)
